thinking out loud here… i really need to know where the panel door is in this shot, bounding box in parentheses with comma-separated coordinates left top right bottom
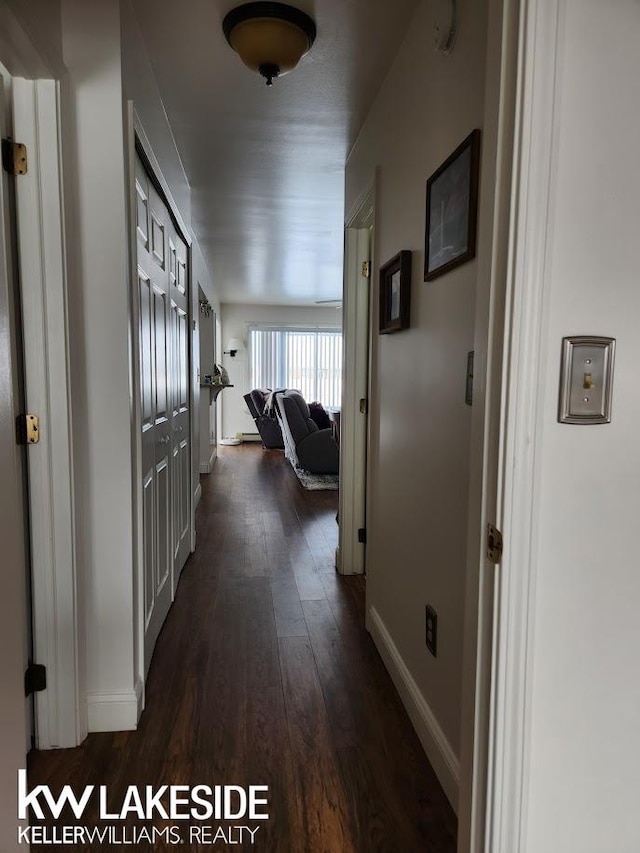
(169, 226, 191, 585)
(136, 158, 173, 674)
(0, 65, 31, 784)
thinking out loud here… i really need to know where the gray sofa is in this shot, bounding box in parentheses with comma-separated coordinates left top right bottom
(275, 390, 339, 475)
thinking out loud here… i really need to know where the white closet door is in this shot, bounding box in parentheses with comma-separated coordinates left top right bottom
(169, 225, 191, 587)
(136, 157, 176, 674)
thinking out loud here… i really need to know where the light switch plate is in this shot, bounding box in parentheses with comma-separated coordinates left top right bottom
(558, 335, 615, 424)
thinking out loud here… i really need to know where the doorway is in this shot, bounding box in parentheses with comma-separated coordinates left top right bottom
(338, 183, 375, 575)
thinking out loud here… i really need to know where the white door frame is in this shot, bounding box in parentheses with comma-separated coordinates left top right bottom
(11, 78, 83, 749)
(338, 182, 375, 575)
(481, 0, 560, 849)
(455, 0, 527, 846)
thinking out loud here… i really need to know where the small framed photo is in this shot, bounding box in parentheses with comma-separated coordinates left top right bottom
(379, 250, 412, 334)
(424, 129, 481, 282)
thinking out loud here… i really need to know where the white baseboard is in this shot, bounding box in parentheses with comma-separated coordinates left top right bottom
(194, 482, 202, 508)
(87, 689, 140, 733)
(199, 445, 217, 474)
(367, 606, 460, 812)
(242, 433, 261, 442)
(135, 676, 144, 718)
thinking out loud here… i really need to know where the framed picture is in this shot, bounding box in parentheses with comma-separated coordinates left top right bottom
(379, 250, 412, 334)
(424, 129, 481, 281)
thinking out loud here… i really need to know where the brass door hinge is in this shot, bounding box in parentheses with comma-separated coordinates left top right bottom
(487, 523, 503, 564)
(2, 139, 28, 176)
(361, 260, 371, 278)
(16, 414, 40, 445)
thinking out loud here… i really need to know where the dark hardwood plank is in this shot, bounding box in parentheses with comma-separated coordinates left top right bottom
(278, 636, 356, 853)
(27, 444, 456, 853)
(270, 578, 308, 638)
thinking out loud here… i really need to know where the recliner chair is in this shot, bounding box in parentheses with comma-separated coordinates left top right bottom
(275, 389, 339, 475)
(243, 389, 284, 449)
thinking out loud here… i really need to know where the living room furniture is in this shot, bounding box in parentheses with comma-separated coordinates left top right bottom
(243, 388, 284, 449)
(275, 389, 339, 475)
(326, 407, 341, 444)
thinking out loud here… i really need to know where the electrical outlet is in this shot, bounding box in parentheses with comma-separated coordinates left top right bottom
(425, 605, 438, 657)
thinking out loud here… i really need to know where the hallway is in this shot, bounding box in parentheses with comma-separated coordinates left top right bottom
(28, 445, 456, 852)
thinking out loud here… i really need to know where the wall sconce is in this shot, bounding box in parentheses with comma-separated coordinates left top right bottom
(224, 338, 243, 357)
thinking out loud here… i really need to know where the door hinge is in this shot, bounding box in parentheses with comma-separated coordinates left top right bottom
(25, 663, 47, 697)
(359, 398, 368, 415)
(2, 139, 28, 176)
(487, 523, 503, 564)
(16, 413, 40, 445)
(358, 527, 367, 544)
(361, 260, 371, 279)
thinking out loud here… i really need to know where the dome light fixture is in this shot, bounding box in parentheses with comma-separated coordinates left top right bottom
(222, 2, 317, 86)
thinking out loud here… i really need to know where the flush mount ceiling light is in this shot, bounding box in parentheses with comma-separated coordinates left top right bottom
(222, 2, 317, 86)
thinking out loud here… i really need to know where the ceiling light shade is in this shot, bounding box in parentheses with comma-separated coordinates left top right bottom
(222, 2, 316, 86)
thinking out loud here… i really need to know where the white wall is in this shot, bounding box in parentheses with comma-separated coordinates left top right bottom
(2, 0, 64, 75)
(220, 302, 341, 438)
(346, 0, 488, 806)
(57, 0, 223, 732)
(62, 0, 137, 730)
(522, 2, 640, 851)
(198, 293, 217, 472)
(120, 0, 190, 232)
(121, 0, 220, 518)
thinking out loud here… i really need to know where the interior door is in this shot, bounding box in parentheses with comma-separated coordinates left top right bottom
(135, 153, 191, 673)
(136, 158, 173, 673)
(0, 63, 30, 800)
(169, 225, 190, 585)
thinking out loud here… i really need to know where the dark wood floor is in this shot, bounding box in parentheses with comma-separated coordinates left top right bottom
(29, 444, 456, 852)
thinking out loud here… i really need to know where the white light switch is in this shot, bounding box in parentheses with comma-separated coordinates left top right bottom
(558, 336, 615, 424)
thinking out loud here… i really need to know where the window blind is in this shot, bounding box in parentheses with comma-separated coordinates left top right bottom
(249, 326, 342, 407)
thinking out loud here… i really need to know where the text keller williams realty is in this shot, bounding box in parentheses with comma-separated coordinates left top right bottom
(17, 771, 269, 846)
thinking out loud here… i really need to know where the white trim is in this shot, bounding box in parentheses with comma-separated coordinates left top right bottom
(345, 178, 375, 230)
(194, 482, 202, 508)
(199, 445, 217, 474)
(338, 225, 371, 575)
(12, 78, 84, 749)
(87, 686, 141, 733)
(367, 606, 460, 811)
(125, 100, 145, 723)
(484, 0, 560, 850)
(456, 0, 521, 849)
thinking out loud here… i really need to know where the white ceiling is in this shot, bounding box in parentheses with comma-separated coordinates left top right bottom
(131, 0, 420, 305)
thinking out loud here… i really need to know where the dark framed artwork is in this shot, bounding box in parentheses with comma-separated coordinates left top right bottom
(424, 129, 481, 282)
(379, 250, 412, 334)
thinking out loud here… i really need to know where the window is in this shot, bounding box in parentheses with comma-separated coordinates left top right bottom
(249, 326, 342, 407)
